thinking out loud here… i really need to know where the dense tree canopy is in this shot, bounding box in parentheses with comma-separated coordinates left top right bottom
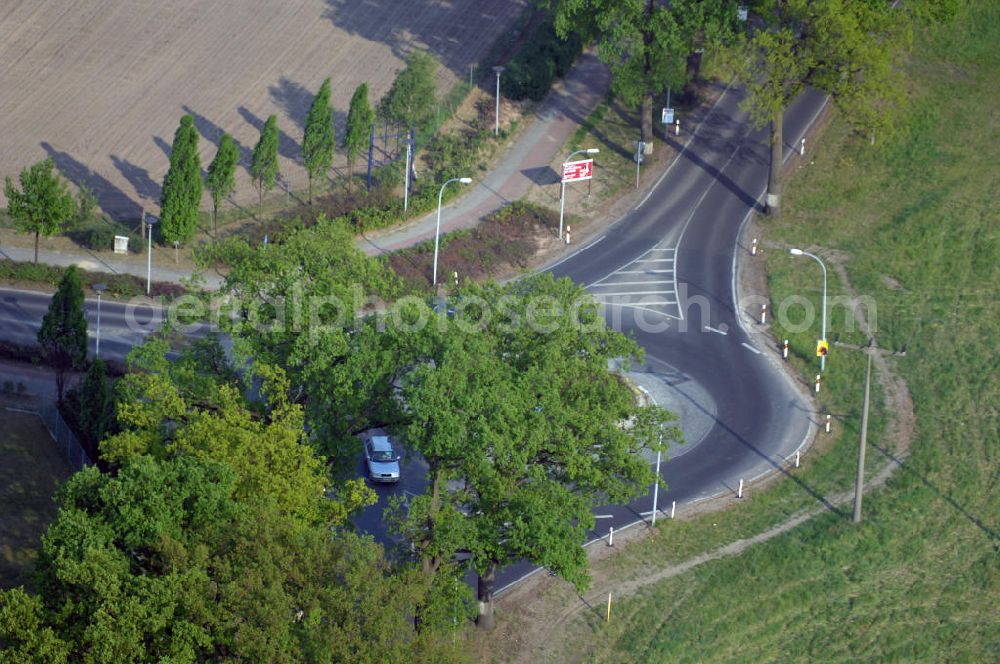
(0, 456, 463, 663)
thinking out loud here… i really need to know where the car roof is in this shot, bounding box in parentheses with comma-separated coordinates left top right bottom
(370, 435, 393, 452)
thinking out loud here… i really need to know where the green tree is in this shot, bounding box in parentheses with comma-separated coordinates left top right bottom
(38, 265, 87, 401)
(0, 456, 463, 662)
(345, 82, 375, 185)
(160, 115, 203, 244)
(102, 336, 372, 528)
(545, 0, 744, 152)
(205, 133, 239, 238)
(302, 78, 335, 204)
(315, 275, 679, 628)
(4, 158, 76, 264)
(380, 51, 438, 132)
(250, 114, 280, 219)
(78, 357, 113, 450)
(736, 0, 912, 217)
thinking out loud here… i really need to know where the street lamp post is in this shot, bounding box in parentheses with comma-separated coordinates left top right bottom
(145, 214, 158, 296)
(432, 177, 472, 286)
(492, 66, 505, 136)
(92, 283, 107, 358)
(559, 148, 599, 241)
(790, 248, 828, 371)
(651, 432, 663, 525)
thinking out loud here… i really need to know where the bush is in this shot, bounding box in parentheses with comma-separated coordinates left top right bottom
(0, 259, 188, 300)
(501, 19, 583, 101)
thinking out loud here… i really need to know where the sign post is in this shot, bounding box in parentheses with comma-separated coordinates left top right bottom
(559, 158, 594, 240)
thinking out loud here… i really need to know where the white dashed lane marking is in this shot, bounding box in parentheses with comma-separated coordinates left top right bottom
(586, 246, 681, 320)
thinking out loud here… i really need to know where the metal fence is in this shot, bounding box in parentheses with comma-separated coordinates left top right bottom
(39, 401, 93, 471)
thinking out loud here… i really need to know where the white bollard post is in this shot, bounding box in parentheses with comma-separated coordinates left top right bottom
(815, 374, 822, 393)
(800, 137, 806, 156)
(751, 237, 758, 256)
(760, 304, 767, 325)
(453, 271, 459, 286)
(675, 119, 680, 136)
(795, 450, 800, 468)
(608, 526, 614, 547)
(738, 478, 744, 499)
(565, 225, 571, 245)
(825, 414, 831, 434)
(783, 339, 789, 360)
(670, 500, 676, 519)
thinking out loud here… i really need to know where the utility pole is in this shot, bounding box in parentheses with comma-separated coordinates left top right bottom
(853, 339, 874, 523)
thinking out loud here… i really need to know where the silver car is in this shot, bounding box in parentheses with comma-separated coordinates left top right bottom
(364, 435, 401, 483)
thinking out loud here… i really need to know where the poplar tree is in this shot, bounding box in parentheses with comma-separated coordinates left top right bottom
(302, 78, 335, 203)
(38, 265, 87, 401)
(4, 158, 76, 264)
(159, 115, 202, 244)
(380, 51, 438, 132)
(250, 115, 279, 219)
(206, 133, 239, 237)
(345, 83, 375, 185)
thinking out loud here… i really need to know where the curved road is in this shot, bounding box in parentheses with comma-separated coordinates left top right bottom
(495, 84, 828, 592)
(0, 82, 830, 597)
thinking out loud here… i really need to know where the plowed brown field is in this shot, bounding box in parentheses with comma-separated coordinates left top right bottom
(0, 0, 527, 218)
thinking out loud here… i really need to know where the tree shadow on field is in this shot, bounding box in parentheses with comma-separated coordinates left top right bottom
(268, 77, 351, 143)
(181, 106, 254, 173)
(41, 142, 141, 221)
(237, 106, 301, 163)
(110, 155, 161, 202)
(321, 0, 529, 78)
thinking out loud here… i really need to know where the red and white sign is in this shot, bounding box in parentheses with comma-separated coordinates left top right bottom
(562, 159, 593, 183)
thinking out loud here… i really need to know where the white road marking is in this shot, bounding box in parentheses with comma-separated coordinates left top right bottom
(615, 269, 673, 274)
(741, 342, 762, 355)
(634, 258, 674, 262)
(544, 234, 607, 270)
(593, 290, 673, 297)
(704, 326, 728, 335)
(589, 280, 673, 287)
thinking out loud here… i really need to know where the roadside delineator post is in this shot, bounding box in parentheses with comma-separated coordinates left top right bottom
(815, 374, 822, 393)
(608, 526, 614, 547)
(565, 225, 571, 245)
(751, 237, 758, 256)
(825, 414, 831, 434)
(795, 450, 801, 468)
(800, 137, 806, 156)
(453, 271, 459, 286)
(760, 304, 767, 325)
(783, 339, 789, 359)
(675, 119, 680, 136)
(738, 478, 744, 499)
(670, 500, 676, 519)
(606, 593, 612, 623)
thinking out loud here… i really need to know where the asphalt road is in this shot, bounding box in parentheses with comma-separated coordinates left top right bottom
(0, 82, 829, 598)
(494, 84, 828, 592)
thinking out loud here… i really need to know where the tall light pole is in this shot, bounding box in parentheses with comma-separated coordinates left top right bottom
(492, 66, 505, 136)
(790, 248, 828, 371)
(145, 214, 158, 296)
(559, 147, 599, 241)
(92, 283, 107, 358)
(651, 431, 663, 525)
(432, 177, 472, 286)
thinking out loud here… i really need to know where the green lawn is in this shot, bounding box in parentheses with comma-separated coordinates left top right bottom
(547, 2, 1000, 661)
(0, 410, 72, 590)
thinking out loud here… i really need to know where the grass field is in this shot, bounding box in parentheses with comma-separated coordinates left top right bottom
(0, 410, 72, 591)
(486, 2, 999, 661)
